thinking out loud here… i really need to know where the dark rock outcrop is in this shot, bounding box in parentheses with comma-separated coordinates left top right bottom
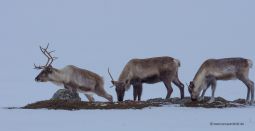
(51, 89, 81, 101)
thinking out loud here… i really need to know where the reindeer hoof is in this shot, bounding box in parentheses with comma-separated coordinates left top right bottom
(245, 101, 253, 105)
(198, 97, 204, 102)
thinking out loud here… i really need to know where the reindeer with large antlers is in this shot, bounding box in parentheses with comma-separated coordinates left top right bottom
(34, 44, 113, 102)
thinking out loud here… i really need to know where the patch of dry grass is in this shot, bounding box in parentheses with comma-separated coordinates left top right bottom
(21, 97, 247, 110)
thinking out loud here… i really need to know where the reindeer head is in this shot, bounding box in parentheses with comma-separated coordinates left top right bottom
(34, 44, 58, 82)
(108, 68, 126, 102)
(188, 81, 199, 101)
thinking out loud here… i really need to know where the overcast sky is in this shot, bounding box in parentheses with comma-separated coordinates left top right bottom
(0, 0, 255, 106)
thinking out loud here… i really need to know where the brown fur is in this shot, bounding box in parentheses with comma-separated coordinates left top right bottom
(189, 58, 254, 103)
(111, 56, 184, 101)
(34, 44, 112, 102)
(194, 58, 249, 81)
(35, 65, 113, 102)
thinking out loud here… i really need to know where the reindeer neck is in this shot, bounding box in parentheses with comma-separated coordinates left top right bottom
(48, 68, 65, 84)
(118, 64, 131, 82)
(193, 69, 207, 91)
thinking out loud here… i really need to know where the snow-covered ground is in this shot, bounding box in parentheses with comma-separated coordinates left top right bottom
(1, 0, 255, 131)
(0, 106, 254, 131)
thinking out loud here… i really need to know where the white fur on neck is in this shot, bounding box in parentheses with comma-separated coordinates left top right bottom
(48, 69, 66, 86)
(193, 69, 206, 94)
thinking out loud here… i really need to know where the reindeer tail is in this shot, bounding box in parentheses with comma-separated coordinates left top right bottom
(174, 59, 181, 67)
(248, 59, 253, 68)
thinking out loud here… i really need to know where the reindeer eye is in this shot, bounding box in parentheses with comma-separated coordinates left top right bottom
(45, 68, 52, 73)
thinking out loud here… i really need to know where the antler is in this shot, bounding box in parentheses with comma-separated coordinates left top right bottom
(34, 63, 45, 70)
(34, 43, 58, 70)
(108, 68, 115, 81)
(108, 68, 116, 88)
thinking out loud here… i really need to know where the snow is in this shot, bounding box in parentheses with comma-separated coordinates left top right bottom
(1, 0, 255, 130)
(0, 107, 254, 131)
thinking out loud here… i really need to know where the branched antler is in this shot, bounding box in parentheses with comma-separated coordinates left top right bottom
(34, 43, 57, 70)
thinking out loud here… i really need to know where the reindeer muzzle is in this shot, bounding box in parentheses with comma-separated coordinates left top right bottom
(118, 97, 124, 102)
(35, 77, 40, 82)
(191, 98, 197, 101)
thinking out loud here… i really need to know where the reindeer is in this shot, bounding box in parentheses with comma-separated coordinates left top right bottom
(34, 44, 113, 102)
(188, 58, 254, 104)
(108, 56, 184, 102)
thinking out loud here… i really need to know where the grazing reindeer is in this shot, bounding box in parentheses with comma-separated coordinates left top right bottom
(34, 44, 113, 102)
(188, 58, 254, 104)
(108, 56, 184, 102)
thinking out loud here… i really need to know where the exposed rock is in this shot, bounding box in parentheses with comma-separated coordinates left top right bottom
(51, 89, 81, 101)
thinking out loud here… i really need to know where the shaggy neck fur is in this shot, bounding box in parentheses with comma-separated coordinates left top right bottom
(48, 68, 66, 86)
(118, 64, 132, 90)
(193, 68, 207, 94)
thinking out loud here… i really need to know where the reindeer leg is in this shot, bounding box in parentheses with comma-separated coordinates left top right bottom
(240, 77, 254, 104)
(199, 89, 207, 101)
(85, 94, 95, 102)
(246, 85, 251, 103)
(163, 80, 173, 99)
(64, 85, 77, 93)
(173, 76, 184, 99)
(133, 85, 138, 101)
(95, 87, 113, 102)
(208, 80, 216, 103)
(199, 83, 210, 101)
(137, 83, 143, 101)
(251, 82, 254, 104)
(64, 85, 72, 90)
(246, 80, 254, 104)
(96, 92, 113, 102)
